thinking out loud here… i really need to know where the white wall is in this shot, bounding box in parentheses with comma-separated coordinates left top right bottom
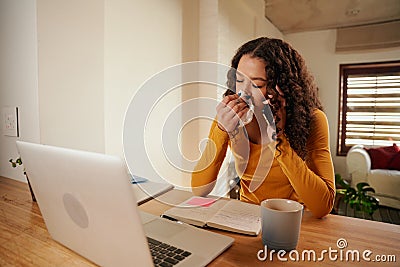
(37, 0, 105, 153)
(0, 0, 40, 182)
(0, 0, 184, 182)
(104, 0, 183, 188)
(104, 0, 183, 158)
(218, 0, 282, 67)
(285, 30, 400, 178)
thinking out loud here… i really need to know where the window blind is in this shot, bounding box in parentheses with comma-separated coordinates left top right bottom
(345, 73, 400, 147)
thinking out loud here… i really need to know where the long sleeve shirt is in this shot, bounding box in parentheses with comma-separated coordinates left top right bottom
(191, 109, 335, 218)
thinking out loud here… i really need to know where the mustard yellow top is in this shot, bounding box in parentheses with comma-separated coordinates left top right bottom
(191, 109, 335, 218)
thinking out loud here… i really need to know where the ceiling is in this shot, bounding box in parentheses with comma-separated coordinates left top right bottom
(264, 0, 400, 34)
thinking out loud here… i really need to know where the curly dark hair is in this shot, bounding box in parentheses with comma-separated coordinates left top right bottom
(225, 37, 323, 160)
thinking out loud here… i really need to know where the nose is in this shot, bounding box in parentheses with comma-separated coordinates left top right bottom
(243, 81, 253, 96)
(237, 90, 251, 102)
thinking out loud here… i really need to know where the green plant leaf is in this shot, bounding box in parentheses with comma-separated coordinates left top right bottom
(9, 157, 23, 168)
(362, 187, 376, 194)
(342, 181, 380, 216)
(335, 173, 350, 189)
(356, 182, 370, 191)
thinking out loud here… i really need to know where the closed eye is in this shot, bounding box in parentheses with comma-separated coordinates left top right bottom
(252, 83, 263, 89)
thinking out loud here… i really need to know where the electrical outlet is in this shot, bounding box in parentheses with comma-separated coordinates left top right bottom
(3, 107, 19, 137)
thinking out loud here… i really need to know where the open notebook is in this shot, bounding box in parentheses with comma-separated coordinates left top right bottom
(162, 196, 261, 236)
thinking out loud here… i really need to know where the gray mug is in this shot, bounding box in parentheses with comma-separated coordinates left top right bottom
(261, 198, 303, 251)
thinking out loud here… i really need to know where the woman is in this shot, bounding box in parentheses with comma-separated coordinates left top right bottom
(191, 37, 335, 218)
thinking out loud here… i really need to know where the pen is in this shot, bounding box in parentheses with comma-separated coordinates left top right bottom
(161, 214, 184, 224)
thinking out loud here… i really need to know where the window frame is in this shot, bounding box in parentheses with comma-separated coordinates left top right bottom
(337, 60, 400, 156)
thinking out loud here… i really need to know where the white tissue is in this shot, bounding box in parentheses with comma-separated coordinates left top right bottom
(237, 90, 254, 127)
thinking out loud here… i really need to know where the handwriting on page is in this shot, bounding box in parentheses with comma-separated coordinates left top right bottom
(209, 201, 261, 232)
(164, 198, 228, 224)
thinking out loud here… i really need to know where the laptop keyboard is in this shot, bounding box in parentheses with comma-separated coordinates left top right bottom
(147, 237, 192, 267)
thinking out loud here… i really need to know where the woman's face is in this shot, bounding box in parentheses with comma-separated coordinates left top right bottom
(236, 54, 286, 130)
(236, 54, 268, 111)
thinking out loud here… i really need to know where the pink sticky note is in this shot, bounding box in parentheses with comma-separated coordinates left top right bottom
(187, 197, 216, 207)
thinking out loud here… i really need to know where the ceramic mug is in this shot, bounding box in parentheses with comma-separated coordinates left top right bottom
(261, 198, 303, 251)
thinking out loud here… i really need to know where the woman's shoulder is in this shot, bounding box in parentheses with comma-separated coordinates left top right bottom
(311, 109, 328, 125)
(310, 109, 329, 136)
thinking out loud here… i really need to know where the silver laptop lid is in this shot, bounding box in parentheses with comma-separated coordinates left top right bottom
(16, 141, 153, 266)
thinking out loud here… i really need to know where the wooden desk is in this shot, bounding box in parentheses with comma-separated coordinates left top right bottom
(1, 176, 399, 266)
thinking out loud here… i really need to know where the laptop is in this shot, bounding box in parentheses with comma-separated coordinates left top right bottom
(16, 141, 233, 267)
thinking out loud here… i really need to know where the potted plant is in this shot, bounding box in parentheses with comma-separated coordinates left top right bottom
(9, 157, 36, 202)
(335, 174, 379, 217)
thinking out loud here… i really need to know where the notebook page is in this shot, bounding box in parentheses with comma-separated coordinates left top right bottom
(207, 200, 261, 234)
(163, 197, 230, 225)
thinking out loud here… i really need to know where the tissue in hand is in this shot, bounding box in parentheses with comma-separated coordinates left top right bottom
(237, 90, 254, 126)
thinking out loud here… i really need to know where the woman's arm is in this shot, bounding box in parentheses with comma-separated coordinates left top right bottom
(191, 120, 230, 196)
(275, 110, 335, 218)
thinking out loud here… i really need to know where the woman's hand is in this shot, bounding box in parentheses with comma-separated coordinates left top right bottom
(216, 94, 249, 133)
